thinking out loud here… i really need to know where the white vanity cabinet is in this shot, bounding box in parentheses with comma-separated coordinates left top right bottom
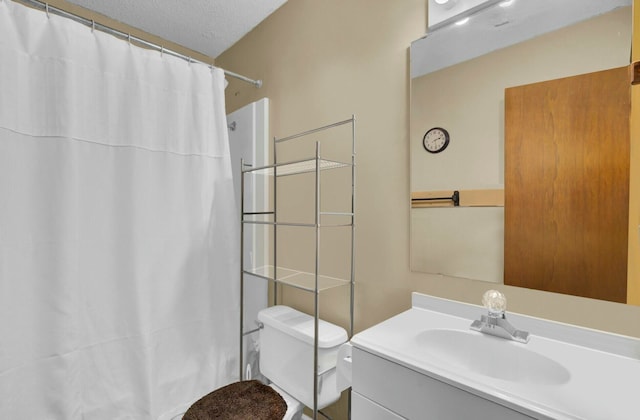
(351, 347, 535, 420)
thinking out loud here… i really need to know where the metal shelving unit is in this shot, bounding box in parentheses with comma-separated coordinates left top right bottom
(239, 116, 356, 420)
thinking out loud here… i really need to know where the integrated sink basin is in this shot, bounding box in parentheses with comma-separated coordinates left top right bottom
(416, 329, 570, 385)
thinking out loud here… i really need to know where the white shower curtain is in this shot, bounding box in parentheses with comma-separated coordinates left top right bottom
(0, 1, 239, 419)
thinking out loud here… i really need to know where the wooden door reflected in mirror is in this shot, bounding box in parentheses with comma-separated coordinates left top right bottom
(504, 67, 630, 303)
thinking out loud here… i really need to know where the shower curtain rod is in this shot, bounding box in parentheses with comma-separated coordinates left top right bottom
(14, 0, 263, 88)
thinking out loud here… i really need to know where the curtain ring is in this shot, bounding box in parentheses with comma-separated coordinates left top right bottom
(45, 3, 50, 18)
(91, 20, 95, 33)
(160, 46, 164, 57)
(127, 34, 131, 45)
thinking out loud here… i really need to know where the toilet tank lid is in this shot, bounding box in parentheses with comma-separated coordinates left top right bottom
(258, 305, 348, 348)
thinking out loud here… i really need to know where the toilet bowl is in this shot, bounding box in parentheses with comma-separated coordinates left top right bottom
(268, 384, 304, 420)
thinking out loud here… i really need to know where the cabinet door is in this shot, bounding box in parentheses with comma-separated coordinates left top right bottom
(352, 348, 538, 420)
(352, 392, 405, 420)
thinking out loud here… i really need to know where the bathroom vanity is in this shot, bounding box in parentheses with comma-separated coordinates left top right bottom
(349, 292, 640, 420)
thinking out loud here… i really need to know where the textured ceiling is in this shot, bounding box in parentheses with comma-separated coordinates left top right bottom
(65, 0, 288, 58)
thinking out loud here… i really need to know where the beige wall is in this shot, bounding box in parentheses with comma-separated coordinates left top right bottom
(218, 0, 640, 349)
(219, 0, 427, 333)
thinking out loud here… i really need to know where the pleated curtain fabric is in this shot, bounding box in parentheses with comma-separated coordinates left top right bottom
(0, 1, 240, 418)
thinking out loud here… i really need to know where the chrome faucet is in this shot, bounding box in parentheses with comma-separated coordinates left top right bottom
(470, 290, 530, 344)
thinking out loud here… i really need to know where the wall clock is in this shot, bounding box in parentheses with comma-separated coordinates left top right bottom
(422, 127, 450, 153)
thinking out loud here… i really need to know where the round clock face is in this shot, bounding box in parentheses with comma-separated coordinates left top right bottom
(422, 127, 450, 153)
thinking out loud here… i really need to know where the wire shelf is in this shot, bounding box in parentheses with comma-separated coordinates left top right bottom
(240, 115, 356, 420)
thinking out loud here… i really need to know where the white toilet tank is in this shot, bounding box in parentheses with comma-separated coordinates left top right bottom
(258, 305, 348, 410)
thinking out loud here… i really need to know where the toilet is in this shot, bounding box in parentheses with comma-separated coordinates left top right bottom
(177, 305, 350, 420)
(257, 305, 349, 419)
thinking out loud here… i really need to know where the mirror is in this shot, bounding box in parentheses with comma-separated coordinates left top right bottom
(410, 0, 634, 303)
